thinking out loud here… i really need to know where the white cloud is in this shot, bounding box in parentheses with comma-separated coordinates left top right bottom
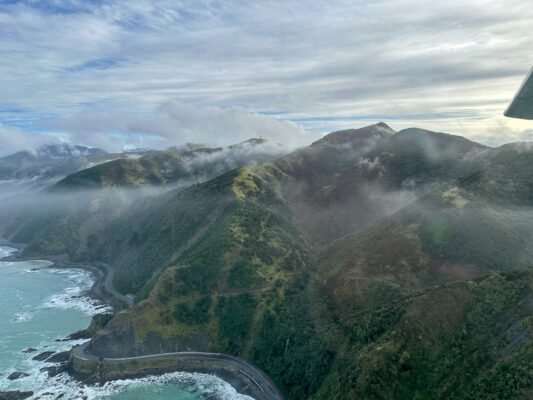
(0, 124, 60, 157)
(44, 102, 313, 151)
(0, 0, 532, 147)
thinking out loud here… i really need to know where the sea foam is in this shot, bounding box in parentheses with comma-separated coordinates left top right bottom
(15, 364, 254, 400)
(0, 245, 16, 260)
(11, 312, 33, 323)
(41, 268, 112, 315)
(45, 371, 254, 400)
(1, 251, 252, 399)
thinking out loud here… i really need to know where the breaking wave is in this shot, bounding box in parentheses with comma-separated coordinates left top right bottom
(0, 245, 16, 260)
(30, 371, 254, 400)
(1, 250, 252, 399)
(41, 268, 112, 315)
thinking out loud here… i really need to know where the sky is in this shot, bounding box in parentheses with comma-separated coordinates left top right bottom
(0, 0, 532, 155)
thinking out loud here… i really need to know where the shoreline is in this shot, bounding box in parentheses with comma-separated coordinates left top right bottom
(0, 241, 285, 400)
(0, 246, 129, 312)
(0, 238, 26, 251)
(70, 342, 284, 400)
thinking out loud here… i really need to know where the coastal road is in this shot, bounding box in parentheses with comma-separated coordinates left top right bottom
(73, 341, 284, 400)
(101, 264, 134, 307)
(0, 241, 132, 308)
(67, 262, 134, 308)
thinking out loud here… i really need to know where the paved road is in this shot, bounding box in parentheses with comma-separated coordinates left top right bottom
(66, 262, 134, 307)
(73, 341, 284, 400)
(101, 264, 134, 307)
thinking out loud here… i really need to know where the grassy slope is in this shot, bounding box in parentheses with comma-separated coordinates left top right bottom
(94, 127, 533, 399)
(314, 269, 533, 400)
(54, 157, 171, 188)
(138, 164, 335, 399)
(85, 162, 334, 398)
(3, 188, 132, 258)
(53, 139, 280, 190)
(1, 141, 283, 257)
(4, 125, 533, 399)
(308, 140, 533, 399)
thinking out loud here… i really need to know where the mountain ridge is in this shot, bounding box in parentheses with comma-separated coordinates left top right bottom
(51, 138, 285, 190)
(0, 144, 106, 167)
(2, 124, 533, 399)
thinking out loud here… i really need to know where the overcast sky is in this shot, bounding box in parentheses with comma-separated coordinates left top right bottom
(0, 0, 532, 155)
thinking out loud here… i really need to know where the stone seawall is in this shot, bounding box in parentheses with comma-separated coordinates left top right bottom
(71, 345, 283, 400)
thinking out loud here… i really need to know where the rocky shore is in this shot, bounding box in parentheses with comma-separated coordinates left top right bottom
(69, 346, 283, 400)
(0, 391, 34, 400)
(0, 248, 127, 313)
(1, 240, 283, 400)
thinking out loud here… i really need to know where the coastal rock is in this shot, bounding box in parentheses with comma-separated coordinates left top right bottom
(34, 393, 55, 399)
(0, 391, 34, 400)
(40, 366, 55, 376)
(89, 312, 209, 357)
(59, 329, 91, 341)
(7, 372, 29, 380)
(32, 351, 55, 361)
(46, 351, 70, 363)
(58, 314, 113, 342)
(40, 361, 69, 377)
(22, 348, 37, 354)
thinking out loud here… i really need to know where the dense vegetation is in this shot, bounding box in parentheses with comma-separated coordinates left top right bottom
(313, 270, 533, 399)
(3, 123, 533, 399)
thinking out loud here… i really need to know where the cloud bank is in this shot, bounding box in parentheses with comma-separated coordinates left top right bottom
(0, 123, 60, 157)
(43, 102, 312, 151)
(0, 0, 532, 151)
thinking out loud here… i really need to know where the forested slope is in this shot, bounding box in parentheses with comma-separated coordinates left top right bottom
(4, 124, 533, 399)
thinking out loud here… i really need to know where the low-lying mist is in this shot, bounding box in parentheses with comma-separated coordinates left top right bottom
(0, 137, 293, 248)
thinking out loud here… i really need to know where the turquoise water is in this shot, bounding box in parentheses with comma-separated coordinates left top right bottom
(0, 246, 251, 400)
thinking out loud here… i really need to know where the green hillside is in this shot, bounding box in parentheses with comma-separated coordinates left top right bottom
(314, 269, 533, 400)
(53, 138, 280, 189)
(0, 138, 284, 257)
(4, 124, 533, 399)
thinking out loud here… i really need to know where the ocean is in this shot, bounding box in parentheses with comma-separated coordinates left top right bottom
(0, 245, 251, 400)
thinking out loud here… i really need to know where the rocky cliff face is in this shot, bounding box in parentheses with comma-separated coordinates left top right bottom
(89, 311, 210, 357)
